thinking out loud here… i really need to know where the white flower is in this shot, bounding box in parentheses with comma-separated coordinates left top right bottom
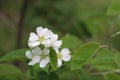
(55, 48, 71, 67)
(44, 34, 62, 48)
(28, 27, 54, 48)
(25, 47, 50, 68)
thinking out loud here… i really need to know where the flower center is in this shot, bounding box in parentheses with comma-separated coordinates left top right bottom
(57, 53, 62, 59)
(39, 36, 45, 42)
(41, 54, 46, 59)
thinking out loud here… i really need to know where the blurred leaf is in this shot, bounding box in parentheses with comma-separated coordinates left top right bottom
(107, 0, 120, 15)
(85, 19, 109, 39)
(26, 64, 40, 80)
(78, 69, 103, 80)
(61, 34, 81, 49)
(57, 65, 81, 80)
(85, 21, 100, 38)
(0, 63, 23, 80)
(0, 48, 28, 62)
(112, 31, 120, 37)
(74, 0, 108, 20)
(115, 54, 120, 68)
(37, 70, 49, 80)
(71, 42, 100, 70)
(111, 33, 120, 50)
(37, 71, 58, 80)
(104, 73, 120, 80)
(49, 71, 59, 80)
(50, 49, 57, 70)
(90, 48, 117, 71)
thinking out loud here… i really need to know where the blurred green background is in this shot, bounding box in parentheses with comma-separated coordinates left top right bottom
(1, 0, 120, 53)
(1, 0, 120, 80)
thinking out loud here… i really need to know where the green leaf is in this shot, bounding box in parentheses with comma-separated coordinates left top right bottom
(105, 73, 120, 80)
(50, 49, 57, 70)
(37, 70, 49, 80)
(37, 71, 59, 80)
(0, 63, 23, 80)
(112, 31, 120, 37)
(71, 42, 100, 70)
(57, 65, 81, 80)
(107, 0, 120, 15)
(0, 48, 28, 62)
(78, 69, 103, 80)
(49, 71, 59, 80)
(61, 34, 81, 49)
(115, 54, 120, 68)
(26, 64, 41, 80)
(90, 48, 117, 71)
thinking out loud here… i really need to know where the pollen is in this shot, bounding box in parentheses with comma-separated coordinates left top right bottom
(57, 53, 62, 59)
(39, 36, 45, 42)
(41, 54, 46, 59)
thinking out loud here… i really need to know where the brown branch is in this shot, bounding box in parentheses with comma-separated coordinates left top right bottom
(16, 0, 28, 49)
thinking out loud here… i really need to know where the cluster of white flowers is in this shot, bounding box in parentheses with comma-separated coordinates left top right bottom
(25, 26, 71, 68)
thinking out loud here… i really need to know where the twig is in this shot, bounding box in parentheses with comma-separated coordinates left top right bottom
(92, 45, 117, 59)
(16, 0, 28, 49)
(92, 69, 120, 75)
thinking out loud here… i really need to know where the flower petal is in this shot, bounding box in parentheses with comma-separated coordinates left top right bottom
(43, 40, 52, 48)
(36, 27, 48, 37)
(53, 40, 62, 48)
(61, 48, 70, 55)
(43, 48, 50, 55)
(39, 57, 50, 68)
(57, 58, 62, 67)
(61, 48, 71, 61)
(32, 47, 42, 55)
(44, 30, 53, 39)
(25, 51, 33, 59)
(28, 41, 40, 48)
(36, 27, 44, 36)
(28, 32, 39, 42)
(51, 34, 58, 41)
(61, 54, 71, 61)
(28, 56, 40, 65)
(53, 48, 59, 54)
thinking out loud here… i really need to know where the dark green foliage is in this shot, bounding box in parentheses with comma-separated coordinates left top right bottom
(0, 48, 28, 62)
(1, 0, 120, 80)
(71, 42, 100, 70)
(50, 48, 57, 70)
(0, 64, 23, 80)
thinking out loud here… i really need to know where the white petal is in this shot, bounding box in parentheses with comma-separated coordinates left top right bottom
(32, 47, 42, 55)
(53, 40, 62, 48)
(61, 55, 71, 61)
(36, 27, 44, 36)
(51, 34, 58, 41)
(57, 58, 62, 67)
(28, 32, 39, 42)
(53, 48, 59, 54)
(61, 48, 71, 61)
(25, 51, 33, 59)
(36, 27, 48, 37)
(61, 48, 70, 55)
(39, 57, 50, 68)
(28, 41, 40, 48)
(43, 40, 52, 48)
(45, 56, 50, 63)
(44, 30, 53, 39)
(28, 56, 40, 65)
(43, 48, 50, 55)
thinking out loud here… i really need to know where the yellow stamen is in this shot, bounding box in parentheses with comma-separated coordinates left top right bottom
(57, 53, 62, 59)
(41, 54, 46, 59)
(39, 36, 44, 42)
